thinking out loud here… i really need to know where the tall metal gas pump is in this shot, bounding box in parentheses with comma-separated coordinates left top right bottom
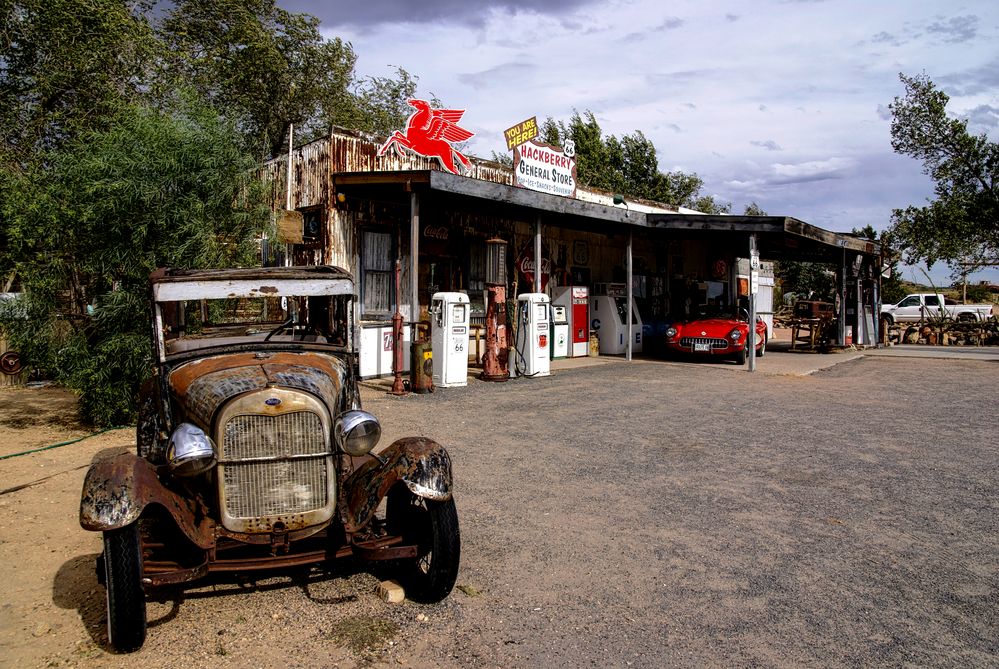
(430, 292, 469, 387)
(514, 293, 551, 377)
(480, 238, 510, 381)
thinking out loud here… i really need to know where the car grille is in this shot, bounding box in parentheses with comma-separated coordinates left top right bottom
(679, 337, 730, 349)
(221, 412, 330, 519)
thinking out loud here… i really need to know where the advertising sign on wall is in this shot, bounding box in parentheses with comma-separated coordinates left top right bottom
(516, 240, 552, 291)
(513, 139, 577, 198)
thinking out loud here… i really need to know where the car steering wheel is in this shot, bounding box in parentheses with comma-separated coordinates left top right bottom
(264, 318, 322, 342)
(738, 308, 750, 321)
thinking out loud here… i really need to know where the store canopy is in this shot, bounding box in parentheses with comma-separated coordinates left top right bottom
(334, 169, 636, 232)
(333, 169, 880, 263)
(645, 213, 880, 264)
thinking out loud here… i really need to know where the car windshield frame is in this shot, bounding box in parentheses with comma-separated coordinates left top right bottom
(687, 304, 747, 322)
(151, 272, 355, 364)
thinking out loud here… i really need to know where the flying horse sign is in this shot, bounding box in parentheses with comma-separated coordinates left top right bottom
(379, 99, 475, 175)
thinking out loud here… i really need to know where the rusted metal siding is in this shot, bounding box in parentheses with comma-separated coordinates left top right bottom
(264, 127, 516, 214)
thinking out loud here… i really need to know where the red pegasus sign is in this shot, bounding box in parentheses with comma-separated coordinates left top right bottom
(378, 99, 474, 175)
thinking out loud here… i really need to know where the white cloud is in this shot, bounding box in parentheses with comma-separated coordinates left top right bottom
(317, 0, 998, 249)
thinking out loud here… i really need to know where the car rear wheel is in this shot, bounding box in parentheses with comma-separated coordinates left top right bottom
(387, 485, 460, 603)
(102, 524, 146, 652)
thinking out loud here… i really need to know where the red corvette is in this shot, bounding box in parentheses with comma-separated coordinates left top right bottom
(664, 306, 767, 364)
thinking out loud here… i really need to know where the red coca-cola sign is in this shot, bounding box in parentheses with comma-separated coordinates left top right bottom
(517, 244, 551, 291)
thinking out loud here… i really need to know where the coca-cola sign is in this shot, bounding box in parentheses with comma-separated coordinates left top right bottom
(423, 225, 448, 240)
(516, 244, 551, 291)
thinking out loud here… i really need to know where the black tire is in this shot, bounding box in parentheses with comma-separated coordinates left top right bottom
(387, 486, 460, 603)
(733, 348, 747, 365)
(756, 334, 766, 357)
(103, 524, 147, 653)
(880, 313, 894, 326)
(957, 313, 975, 323)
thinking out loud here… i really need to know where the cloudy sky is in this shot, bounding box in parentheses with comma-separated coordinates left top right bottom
(286, 0, 998, 284)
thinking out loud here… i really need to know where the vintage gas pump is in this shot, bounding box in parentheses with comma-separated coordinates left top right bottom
(430, 292, 469, 388)
(481, 286, 509, 381)
(480, 238, 510, 381)
(515, 293, 551, 377)
(550, 304, 569, 359)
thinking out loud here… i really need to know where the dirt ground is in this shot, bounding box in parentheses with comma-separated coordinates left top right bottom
(1, 354, 997, 668)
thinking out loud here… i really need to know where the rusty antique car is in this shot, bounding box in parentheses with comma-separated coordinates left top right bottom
(79, 266, 459, 652)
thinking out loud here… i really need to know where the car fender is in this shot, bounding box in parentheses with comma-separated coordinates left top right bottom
(79, 452, 215, 549)
(340, 437, 453, 533)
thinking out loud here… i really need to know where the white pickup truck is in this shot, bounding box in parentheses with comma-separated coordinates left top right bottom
(881, 293, 994, 324)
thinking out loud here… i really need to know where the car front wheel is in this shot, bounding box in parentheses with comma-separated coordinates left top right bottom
(102, 524, 147, 652)
(733, 348, 747, 365)
(756, 334, 766, 357)
(387, 485, 460, 603)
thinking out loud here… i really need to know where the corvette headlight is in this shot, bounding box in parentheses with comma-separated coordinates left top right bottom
(167, 423, 217, 476)
(665, 327, 677, 338)
(335, 410, 382, 457)
(729, 328, 742, 341)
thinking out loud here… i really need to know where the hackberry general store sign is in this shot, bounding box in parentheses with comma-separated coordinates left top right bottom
(513, 139, 577, 198)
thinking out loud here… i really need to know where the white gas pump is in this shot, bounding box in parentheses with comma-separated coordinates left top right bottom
(515, 293, 551, 377)
(430, 292, 469, 388)
(590, 284, 643, 355)
(550, 304, 569, 359)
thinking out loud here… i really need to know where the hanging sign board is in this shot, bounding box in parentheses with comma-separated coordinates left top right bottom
(513, 139, 577, 198)
(750, 269, 760, 295)
(503, 116, 539, 150)
(276, 210, 304, 244)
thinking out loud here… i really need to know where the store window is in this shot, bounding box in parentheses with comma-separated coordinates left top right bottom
(361, 229, 393, 316)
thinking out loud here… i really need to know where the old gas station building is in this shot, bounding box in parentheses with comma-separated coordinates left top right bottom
(266, 127, 881, 377)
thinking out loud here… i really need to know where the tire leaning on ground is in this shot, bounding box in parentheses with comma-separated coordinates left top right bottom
(387, 484, 461, 603)
(102, 523, 147, 652)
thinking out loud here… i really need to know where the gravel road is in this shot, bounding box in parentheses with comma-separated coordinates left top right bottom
(1, 354, 997, 668)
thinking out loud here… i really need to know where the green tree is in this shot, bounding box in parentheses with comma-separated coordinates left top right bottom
(157, 0, 359, 158)
(538, 110, 712, 208)
(887, 73, 999, 275)
(0, 101, 268, 424)
(0, 0, 156, 161)
(851, 224, 905, 303)
(753, 203, 836, 303)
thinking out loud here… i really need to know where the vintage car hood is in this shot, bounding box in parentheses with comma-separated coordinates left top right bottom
(168, 351, 349, 429)
(679, 318, 747, 334)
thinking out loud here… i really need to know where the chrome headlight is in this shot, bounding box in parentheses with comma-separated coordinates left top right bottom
(665, 326, 677, 338)
(167, 423, 217, 476)
(335, 410, 381, 457)
(729, 328, 742, 341)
